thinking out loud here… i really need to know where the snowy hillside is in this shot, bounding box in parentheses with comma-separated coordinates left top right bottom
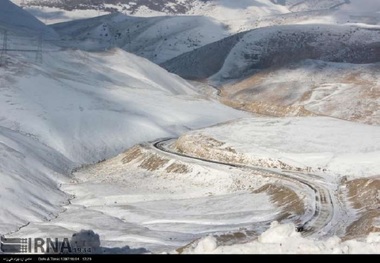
(0, 47, 246, 234)
(163, 24, 380, 81)
(0, 1, 247, 235)
(2, 48, 247, 162)
(50, 12, 230, 63)
(9, 115, 377, 253)
(0, 126, 73, 235)
(172, 117, 380, 253)
(9, 146, 282, 253)
(174, 117, 380, 178)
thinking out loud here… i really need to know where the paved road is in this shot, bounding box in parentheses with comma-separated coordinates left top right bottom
(150, 138, 338, 237)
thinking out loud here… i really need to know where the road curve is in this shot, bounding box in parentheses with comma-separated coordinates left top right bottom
(150, 138, 339, 238)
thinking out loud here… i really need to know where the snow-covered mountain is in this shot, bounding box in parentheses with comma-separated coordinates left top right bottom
(11, 0, 380, 37)
(15, 0, 207, 14)
(162, 24, 380, 124)
(163, 24, 380, 80)
(12, 0, 349, 14)
(49, 12, 230, 63)
(0, 0, 245, 235)
(174, 117, 380, 178)
(2, 0, 380, 255)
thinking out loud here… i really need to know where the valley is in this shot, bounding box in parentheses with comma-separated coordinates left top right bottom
(1, 0, 379, 254)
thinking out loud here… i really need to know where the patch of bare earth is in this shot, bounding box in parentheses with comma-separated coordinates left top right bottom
(340, 74, 380, 125)
(174, 134, 309, 172)
(121, 145, 143, 164)
(344, 177, 380, 240)
(219, 70, 267, 97)
(138, 155, 169, 172)
(219, 69, 318, 117)
(121, 144, 192, 174)
(220, 98, 316, 117)
(175, 134, 244, 164)
(165, 163, 189, 174)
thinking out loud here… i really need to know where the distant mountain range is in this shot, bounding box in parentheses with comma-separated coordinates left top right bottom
(16, 0, 208, 13)
(16, 0, 350, 13)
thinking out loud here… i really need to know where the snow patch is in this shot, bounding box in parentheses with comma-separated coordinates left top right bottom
(181, 221, 380, 254)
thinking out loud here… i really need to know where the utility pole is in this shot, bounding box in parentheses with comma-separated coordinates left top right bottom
(1, 30, 8, 67)
(35, 32, 43, 64)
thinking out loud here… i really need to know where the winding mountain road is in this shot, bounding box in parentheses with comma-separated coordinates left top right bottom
(150, 138, 342, 237)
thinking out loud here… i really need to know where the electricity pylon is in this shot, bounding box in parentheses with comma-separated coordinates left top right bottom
(0, 30, 8, 67)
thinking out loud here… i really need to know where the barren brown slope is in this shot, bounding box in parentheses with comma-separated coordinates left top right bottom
(343, 177, 380, 240)
(220, 61, 380, 125)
